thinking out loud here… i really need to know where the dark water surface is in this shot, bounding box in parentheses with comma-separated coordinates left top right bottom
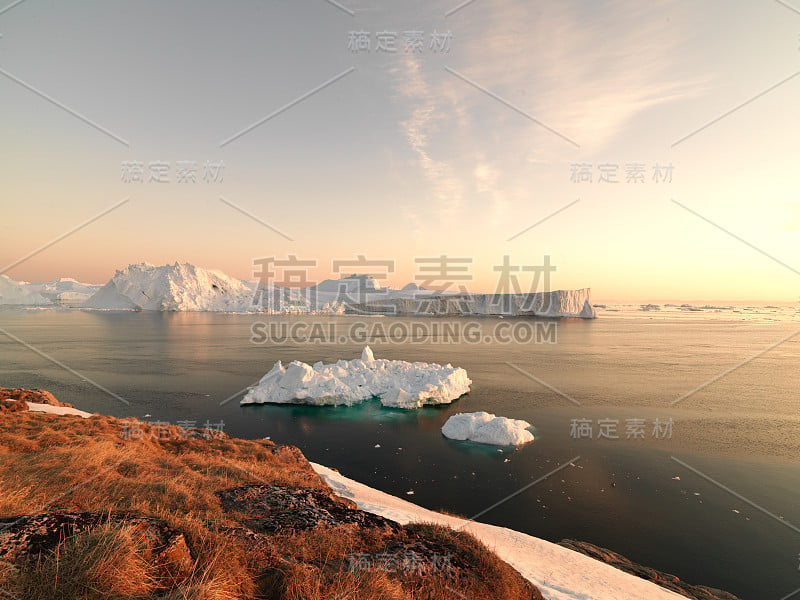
(1, 310, 799, 599)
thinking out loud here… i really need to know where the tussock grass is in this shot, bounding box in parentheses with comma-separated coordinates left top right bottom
(0, 410, 542, 599)
(15, 523, 157, 599)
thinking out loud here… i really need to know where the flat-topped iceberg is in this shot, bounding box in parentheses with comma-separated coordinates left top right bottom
(241, 347, 471, 409)
(442, 412, 534, 446)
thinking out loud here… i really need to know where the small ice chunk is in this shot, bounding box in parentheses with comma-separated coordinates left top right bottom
(361, 346, 375, 362)
(442, 412, 534, 446)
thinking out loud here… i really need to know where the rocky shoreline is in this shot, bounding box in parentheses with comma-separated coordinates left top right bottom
(559, 540, 741, 600)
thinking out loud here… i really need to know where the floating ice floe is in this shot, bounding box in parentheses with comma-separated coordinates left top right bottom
(442, 411, 534, 446)
(241, 346, 471, 409)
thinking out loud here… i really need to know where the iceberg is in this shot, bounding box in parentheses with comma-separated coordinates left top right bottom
(14, 261, 597, 318)
(241, 346, 471, 409)
(442, 411, 535, 446)
(0, 275, 51, 306)
(29, 278, 101, 306)
(350, 288, 597, 319)
(259, 274, 596, 318)
(83, 262, 256, 312)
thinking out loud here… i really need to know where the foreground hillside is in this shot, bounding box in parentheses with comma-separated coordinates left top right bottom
(0, 398, 543, 600)
(0, 391, 742, 600)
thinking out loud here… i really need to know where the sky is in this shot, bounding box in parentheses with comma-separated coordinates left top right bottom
(1, 0, 799, 302)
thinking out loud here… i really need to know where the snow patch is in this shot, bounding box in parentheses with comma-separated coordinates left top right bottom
(25, 402, 93, 418)
(311, 463, 685, 600)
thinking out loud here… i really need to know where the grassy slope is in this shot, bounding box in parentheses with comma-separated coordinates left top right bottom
(0, 401, 543, 600)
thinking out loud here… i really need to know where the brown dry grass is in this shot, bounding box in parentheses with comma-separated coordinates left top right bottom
(15, 523, 157, 599)
(0, 410, 542, 600)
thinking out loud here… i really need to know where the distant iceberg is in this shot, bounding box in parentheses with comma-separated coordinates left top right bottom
(348, 288, 597, 319)
(3, 261, 597, 318)
(442, 412, 534, 446)
(241, 346, 471, 409)
(83, 262, 256, 312)
(0, 275, 51, 306)
(639, 304, 661, 311)
(0, 276, 101, 307)
(30, 278, 100, 306)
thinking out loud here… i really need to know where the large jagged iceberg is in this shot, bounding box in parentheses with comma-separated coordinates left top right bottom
(83, 262, 256, 312)
(241, 346, 471, 409)
(442, 412, 535, 446)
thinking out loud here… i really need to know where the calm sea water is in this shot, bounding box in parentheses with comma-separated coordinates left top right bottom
(1, 308, 799, 599)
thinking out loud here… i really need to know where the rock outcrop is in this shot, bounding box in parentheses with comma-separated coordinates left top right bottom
(216, 484, 399, 533)
(0, 512, 194, 585)
(560, 539, 742, 600)
(0, 388, 73, 408)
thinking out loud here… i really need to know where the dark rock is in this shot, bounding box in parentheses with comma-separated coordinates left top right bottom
(559, 539, 742, 600)
(0, 512, 193, 584)
(216, 484, 399, 533)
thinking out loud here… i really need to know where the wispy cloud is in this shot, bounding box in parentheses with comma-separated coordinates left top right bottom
(394, 52, 465, 222)
(451, 0, 705, 151)
(386, 0, 703, 234)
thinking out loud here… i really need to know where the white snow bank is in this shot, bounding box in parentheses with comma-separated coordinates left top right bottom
(24, 402, 93, 418)
(442, 412, 534, 446)
(312, 463, 684, 600)
(241, 346, 471, 409)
